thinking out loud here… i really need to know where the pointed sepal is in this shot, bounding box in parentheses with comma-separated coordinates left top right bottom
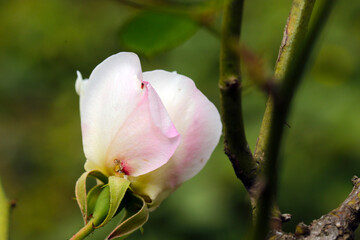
(107, 193, 149, 239)
(86, 184, 104, 218)
(75, 170, 108, 223)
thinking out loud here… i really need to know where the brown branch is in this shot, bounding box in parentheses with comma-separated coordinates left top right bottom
(271, 176, 360, 240)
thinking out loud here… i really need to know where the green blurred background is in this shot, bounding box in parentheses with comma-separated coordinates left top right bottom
(0, 0, 359, 239)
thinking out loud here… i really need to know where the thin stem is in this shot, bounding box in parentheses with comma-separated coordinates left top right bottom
(254, 0, 316, 167)
(281, 0, 336, 99)
(0, 179, 9, 240)
(219, 0, 257, 192)
(252, 0, 335, 239)
(251, 0, 316, 225)
(70, 220, 95, 240)
(251, 0, 316, 231)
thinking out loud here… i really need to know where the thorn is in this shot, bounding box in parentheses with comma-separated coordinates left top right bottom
(352, 176, 359, 186)
(281, 213, 292, 222)
(284, 121, 291, 128)
(87, 214, 93, 221)
(10, 200, 16, 209)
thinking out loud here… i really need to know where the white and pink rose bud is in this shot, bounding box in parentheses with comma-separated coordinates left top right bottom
(73, 52, 221, 239)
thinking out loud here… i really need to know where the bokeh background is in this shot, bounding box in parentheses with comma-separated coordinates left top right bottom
(1, 0, 360, 239)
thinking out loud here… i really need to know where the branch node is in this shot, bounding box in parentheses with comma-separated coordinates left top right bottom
(295, 222, 310, 237)
(281, 213, 292, 223)
(10, 200, 16, 209)
(351, 176, 359, 186)
(224, 76, 240, 89)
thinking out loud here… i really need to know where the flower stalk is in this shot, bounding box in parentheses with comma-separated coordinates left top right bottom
(71, 185, 111, 240)
(70, 221, 95, 240)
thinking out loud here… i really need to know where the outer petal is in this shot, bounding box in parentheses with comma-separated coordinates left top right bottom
(78, 53, 180, 176)
(130, 70, 222, 208)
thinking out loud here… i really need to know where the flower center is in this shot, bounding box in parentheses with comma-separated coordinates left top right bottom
(112, 158, 130, 176)
(113, 159, 124, 176)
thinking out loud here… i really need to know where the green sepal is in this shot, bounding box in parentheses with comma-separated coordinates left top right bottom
(107, 193, 149, 240)
(96, 176, 130, 228)
(86, 184, 104, 219)
(92, 185, 111, 226)
(75, 170, 108, 223)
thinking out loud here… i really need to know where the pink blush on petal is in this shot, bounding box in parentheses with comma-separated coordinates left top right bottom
(165, 125, 179, 139)
(113, 158, 132, 176)
(121, 160, 131, 176)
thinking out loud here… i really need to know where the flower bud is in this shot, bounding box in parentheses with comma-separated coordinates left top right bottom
(74, 52, 222, 238)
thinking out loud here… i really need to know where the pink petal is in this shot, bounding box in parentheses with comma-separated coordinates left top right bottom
(106, 82, 180, 176)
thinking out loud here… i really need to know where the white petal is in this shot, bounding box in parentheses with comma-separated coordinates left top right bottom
(75, 71, 89, 97)
(75, 71, 83, 95)
(131, 70, 222, 206)
(144, 70, 222, 181)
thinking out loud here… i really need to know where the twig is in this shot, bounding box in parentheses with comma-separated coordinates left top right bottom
(252, 0, 336, 239)
(254, 0, 316, 168)
(219, 0, 257, 194)
(251, 0, 317, 235)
